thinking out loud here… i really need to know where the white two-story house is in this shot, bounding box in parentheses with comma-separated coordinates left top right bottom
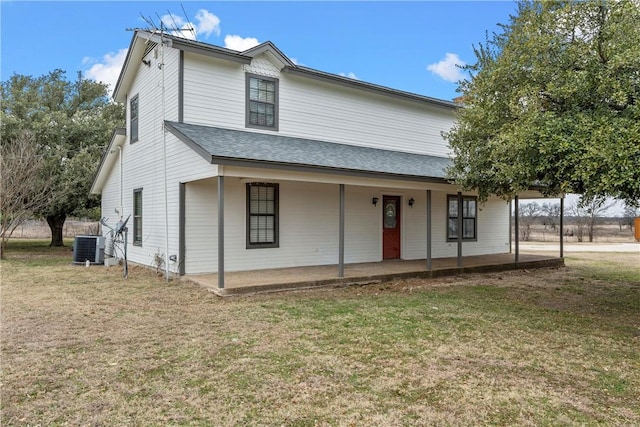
(91, 30, 526, 289)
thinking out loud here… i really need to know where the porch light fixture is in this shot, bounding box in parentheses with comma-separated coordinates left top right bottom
(372, 197, 379, 206)
(408, 198, 415, 208)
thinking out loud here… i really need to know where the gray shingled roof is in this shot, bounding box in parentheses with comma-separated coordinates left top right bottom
(165, 121, 452, 182)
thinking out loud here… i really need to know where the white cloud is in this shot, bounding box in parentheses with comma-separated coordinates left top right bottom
(195, 9, 221, 37)
(290, 58, 304, 66)
(339, 72, 359, 80)
(427, 53, 466, 82)
(83, 48, 128, 95)
(160, 9, 220, 40)
(224, 34, 260, 51)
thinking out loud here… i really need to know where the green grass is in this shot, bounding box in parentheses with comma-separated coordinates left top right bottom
(3, 238, 74, 266)
(1, 240, 639, 426)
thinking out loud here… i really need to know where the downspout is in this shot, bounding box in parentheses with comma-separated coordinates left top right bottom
(160, 28, 170, 282)
(119, 146, 123, 219)
(560, 195, 564, 258)
(426, 189, 432, 271)
(514, 196, 520, 263)
(509, 199, 512, 254)
(338, 184, 345, 278)
(457, 191, 463, 267)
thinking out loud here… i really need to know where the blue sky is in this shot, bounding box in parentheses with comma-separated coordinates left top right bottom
(1, 1, 519, 101)
(1, 1, 629, 214)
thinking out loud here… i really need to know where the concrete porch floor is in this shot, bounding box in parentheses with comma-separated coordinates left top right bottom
(185, 252, 564, 296)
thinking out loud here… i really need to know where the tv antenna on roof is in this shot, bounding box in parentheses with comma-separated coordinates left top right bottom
(127, 4, 196, 40)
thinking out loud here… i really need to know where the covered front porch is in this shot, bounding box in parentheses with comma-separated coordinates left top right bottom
(169, 121, 566, 293)
(186, 252, 563, 296)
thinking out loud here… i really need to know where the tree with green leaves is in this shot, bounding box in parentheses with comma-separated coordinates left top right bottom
(446, 0, 640, 207)
(0, 70, 125, 246)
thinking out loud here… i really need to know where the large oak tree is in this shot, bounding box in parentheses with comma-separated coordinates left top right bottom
(1, 70, 125, 246)
(446, 0, 640, 207)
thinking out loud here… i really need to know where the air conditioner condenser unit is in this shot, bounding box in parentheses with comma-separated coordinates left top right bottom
(73, 235, 106, 265)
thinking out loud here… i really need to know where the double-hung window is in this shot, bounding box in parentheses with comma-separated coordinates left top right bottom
(246, 74, 278, 131)
(447, 195, 477, 241)
(133, 188, 143, 245)
(246, 183, 279, 249)
(130, 94, 139, 143)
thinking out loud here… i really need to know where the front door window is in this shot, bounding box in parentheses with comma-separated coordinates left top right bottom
(384, 200, 397, 228)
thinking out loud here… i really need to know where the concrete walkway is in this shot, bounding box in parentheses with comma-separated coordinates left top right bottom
(185, 253, 563, 296)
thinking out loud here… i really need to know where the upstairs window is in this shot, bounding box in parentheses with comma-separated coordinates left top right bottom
(130, 94, 139, 143)
(133, 188, 143, 245)
(246, 183, 279, 249)
(246, 74, 278, 131)
(447, 195, 477, 241)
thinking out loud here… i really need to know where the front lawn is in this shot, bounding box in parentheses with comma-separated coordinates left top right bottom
(1, 240, 639, 426)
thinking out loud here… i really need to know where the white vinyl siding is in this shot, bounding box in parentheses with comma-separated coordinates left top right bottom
(100, 44, 513, 275)
(181, 179, 510, 274)
(184, 178, 217, 274)
(183, 53, 245, 128)
(428, 193, 509, 258)
(105, 46, 212, 271)
(181, 52, 455, 157)
(279, 74, 455, 157)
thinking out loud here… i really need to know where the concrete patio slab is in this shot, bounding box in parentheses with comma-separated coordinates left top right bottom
(184, 253, 564, 297)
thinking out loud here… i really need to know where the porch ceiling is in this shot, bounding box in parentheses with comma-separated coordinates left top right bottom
(165, 121, 452, 183)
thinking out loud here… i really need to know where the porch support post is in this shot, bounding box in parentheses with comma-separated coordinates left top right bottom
(426, 189, 432, 270)
(509, 200, 513, 253)
(217, 175, 224, 289)
(457, 191, 463, 268)
(338, 184, 345, 278)
(514, 195, 520, 263)
(560, 195, 564, 258)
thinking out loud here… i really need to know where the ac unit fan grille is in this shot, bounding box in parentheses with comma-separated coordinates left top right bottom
(73, 236, 105, 264)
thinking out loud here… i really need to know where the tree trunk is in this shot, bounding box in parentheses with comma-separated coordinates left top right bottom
(47, 213, 67, 247)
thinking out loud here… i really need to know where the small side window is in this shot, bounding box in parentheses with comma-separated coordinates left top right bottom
(133, 188, 142, 245)
(130, 95, 139, 143)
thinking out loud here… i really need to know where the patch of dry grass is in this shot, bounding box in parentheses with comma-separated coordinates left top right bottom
(1, 240, 639, 426)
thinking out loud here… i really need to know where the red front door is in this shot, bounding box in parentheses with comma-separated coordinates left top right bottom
(383, 196, 401, 259)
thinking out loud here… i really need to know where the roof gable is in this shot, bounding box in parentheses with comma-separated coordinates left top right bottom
(112, 31, 457, 109)
(242, 41, 295, 68)
(113, 30, 251, 103)
(90, 128, 126, 194)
